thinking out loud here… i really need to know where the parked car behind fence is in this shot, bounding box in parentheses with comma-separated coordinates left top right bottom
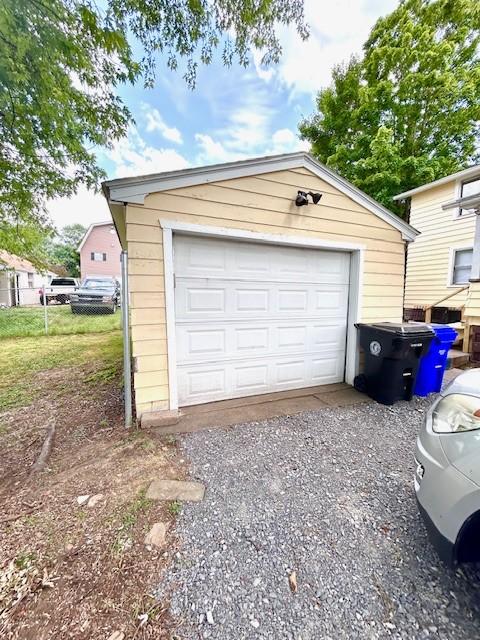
(40, 277, 79, 305)
(70, 277, 120, 314)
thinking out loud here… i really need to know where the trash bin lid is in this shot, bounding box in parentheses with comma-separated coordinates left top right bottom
(357, 322, 435, 338)
(428, 324, 458, 340)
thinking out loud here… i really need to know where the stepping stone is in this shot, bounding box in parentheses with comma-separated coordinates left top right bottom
(87, 493, 104, 508)
(144, 522, 168, 548)
(146, 479, 205, 502)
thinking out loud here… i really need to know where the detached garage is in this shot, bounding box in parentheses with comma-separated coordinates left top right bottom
(103, 152, 417, 422)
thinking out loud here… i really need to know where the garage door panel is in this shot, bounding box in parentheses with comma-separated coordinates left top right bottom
(176, 321, 347, 362)
(187, 287, 225, 313)
(176, 279, 349, 320)
(175, 235, 350, 284)
(236, 364, 269, 390)
(235, 326, 269, 352)
(311, 356, 342, 382)
(187, 329, 225, 355)
(174, 235, 350, 406)
(177, 350, 346, 404)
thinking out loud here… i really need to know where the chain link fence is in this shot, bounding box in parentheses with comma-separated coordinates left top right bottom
(0, 285, 121, 337)
(0, 252, 132, 425)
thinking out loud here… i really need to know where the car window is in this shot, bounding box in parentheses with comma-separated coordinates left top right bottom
(82, 279, 114, 289)
(50, 278, 75, 286)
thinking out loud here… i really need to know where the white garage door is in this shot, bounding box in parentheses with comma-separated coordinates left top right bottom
(174, 235, 350, 406)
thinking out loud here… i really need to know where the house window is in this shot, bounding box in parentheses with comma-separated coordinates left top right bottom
(27, 272, 34, 288)
(451, 248, 473, 285)
(459, 176, 480, 216)
(91, 252, 107, 262)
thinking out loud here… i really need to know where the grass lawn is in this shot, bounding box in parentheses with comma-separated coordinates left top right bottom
(0, 305, 120, 339)
(0, 330, 123, 411)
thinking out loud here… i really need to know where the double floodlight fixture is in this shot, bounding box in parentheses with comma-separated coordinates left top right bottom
(295, 190, 322, 207)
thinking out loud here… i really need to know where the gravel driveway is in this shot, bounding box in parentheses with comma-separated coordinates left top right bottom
(163, 397, 480, 639)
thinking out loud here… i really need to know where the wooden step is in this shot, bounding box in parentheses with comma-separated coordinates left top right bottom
(448, 322, 464, 347)
(447, 349, 470, 369)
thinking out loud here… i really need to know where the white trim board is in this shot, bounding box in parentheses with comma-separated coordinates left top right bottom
(394, 165, 480, 201)
(447, 245, 474, 288)
(102, 152, 418, 242)
(159, 219, 364, 411)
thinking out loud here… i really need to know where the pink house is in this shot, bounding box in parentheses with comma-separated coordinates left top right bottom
(78, 221, 122, 281)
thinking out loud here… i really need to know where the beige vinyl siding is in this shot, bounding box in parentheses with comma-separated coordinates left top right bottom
(404, 181, 476, 309)
(126, 167, 406, 417)
(465, 282, 480, 317)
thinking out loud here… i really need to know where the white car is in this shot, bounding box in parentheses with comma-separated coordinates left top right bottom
(415, 369, 480, 566)
(40, 276, 79, 305)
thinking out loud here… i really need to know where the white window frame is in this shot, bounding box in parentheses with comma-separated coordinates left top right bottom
(91, 252, 106, 262)
(447, 246, 473, 287)
(453, 175, 480, 219)
(159, 219, 365, 412)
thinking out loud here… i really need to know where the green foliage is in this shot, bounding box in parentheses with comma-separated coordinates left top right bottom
(299, 0, 480, 216)
(45, 223, 87, 276)
(168, 500, 182, 516)
(0, 0, 307, 262)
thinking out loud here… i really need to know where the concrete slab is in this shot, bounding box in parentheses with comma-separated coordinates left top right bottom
(182, 383, 348, 416)
(149, 383, 376, 435)
(314, 387, 372, 407)
(159, 394, 329, 435)
(141, 409, 180, 429)
(146, 479, 205, 502)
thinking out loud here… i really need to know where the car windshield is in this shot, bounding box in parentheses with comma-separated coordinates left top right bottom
(82, 279, 114, 289)
(50, 278, 75, 286)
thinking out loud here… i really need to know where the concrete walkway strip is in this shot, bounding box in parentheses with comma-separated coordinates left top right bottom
(146, 479, 205, 502)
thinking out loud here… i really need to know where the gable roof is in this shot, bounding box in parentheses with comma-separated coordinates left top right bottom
(0, 250, 38, 273)
(393, 164, 480, 201)
(77, 221, 115, 252)
(102, 152, 418, 241)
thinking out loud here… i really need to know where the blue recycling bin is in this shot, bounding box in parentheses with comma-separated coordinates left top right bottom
(414, 324, 457, 396)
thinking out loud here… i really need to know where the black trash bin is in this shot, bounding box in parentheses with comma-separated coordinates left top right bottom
(354, 323, 435, 405)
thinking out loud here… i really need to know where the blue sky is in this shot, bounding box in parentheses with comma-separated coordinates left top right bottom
(47, 0, 398, 229)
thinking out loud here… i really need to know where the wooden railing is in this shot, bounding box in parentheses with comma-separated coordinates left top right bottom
(423, 285, 470, 323)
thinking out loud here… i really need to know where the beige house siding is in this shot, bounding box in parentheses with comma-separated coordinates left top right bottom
(404, 181, 476, 309)
(465, 282, 480, 317)
(124, 167, 406, 417)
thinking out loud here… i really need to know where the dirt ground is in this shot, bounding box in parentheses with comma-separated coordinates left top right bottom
(0, 333, 184, 639)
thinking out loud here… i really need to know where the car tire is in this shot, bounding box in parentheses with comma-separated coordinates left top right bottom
(109, 302, 117, 314)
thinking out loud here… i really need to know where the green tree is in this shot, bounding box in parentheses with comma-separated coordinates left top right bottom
(299, 0, 480, 216)
(45, 224, 87, 277)
(0, 0, 308, 262)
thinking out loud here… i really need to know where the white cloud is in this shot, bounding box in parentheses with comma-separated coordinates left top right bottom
(254, 0, 398, 95)
(195, 126, 308, 166)
(195, 133, 247, 165)
(141, 103, 183, 144)
(47, 127, 189, 229)
(46, 186, 111, 232)
(106, 126, 189, 178)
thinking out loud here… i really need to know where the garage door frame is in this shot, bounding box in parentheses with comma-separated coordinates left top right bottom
(161, 219, 365, 411)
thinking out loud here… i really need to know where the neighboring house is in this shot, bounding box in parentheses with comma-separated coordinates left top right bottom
(394, 165, 480, 324)
(103, 152, 417, 422)
(78, 221, 122, 282)
(0, 250, 56, 306)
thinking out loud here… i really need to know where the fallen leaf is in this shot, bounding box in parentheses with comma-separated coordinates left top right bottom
(289, 571, 297, 593)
